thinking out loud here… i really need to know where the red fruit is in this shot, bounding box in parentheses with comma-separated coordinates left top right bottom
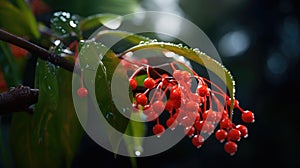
(224, 141, 238, 155)
(194, 120, 204, 131)
(152, 100, 165, 113)
(165, 100, 173, 112)
(242, 110, 255, 123)
(220, 118, 232, 130)
(146, 111, 158, 121)
(236, 124, 248, 138)
(226, 98, 239, 108)
(198, 85, 209, 97)
(144, 77, 156, 89)
(184, 126, 195, 137)
(228, 128, 241, 141)
(153, 124, 165, 137)
(142, 105, 153, 115)
(129, 78, 137, 90)
(136, 93, 148, 106)
(173, 70, 182, 80)
(215, 129, 228, 142)
(192, 135, 204, 148)
(170, 87, 181, 101)
(203, 110, 217, 122)
(161, 74, 169, 87)
(77, 87, 88, 97)
(202, 122, 215, 134)
(185, 101, 198, 112)
(166, 117, 178, 130)
(182, 71, 191, 81)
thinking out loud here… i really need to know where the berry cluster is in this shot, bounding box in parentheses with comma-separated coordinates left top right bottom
(128, 59, 254, 155)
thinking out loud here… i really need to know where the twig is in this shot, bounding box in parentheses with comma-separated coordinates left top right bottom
(0, 85, 38, 115)
(0, 29, 75, 72)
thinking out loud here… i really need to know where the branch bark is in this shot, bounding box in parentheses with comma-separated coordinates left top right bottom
(0, 85, 38, 115)
(0, 29, 78, 115)
(0, 29, 75, 72)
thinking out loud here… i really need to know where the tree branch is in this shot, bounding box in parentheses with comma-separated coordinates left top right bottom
(0, 85, 38, 115)
(0, 29, 79, 115)
(0, 29, 75, 72)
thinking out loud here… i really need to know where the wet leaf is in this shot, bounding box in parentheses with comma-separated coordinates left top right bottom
(51, 11, 82, 39)
(79, 13, 121, 31)
(10, 57, 84, 168)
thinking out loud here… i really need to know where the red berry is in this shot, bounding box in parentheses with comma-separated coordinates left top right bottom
(153, 124, 165, 137)
(228, 128, 241, 141)
(194, 120, 204, 131)
(236, 124, 248, 138)
(170, 87, 181, 101)
(182, 71, 191, 81)
(129, 78, 137, 90)
(192, 135, 204, 148)
(242, 110, 255, 123)
(198, 85, 209, 97)
(146, 111, 158, 121)
(226, 98, 239, 108)
(224, 141, 238, 155)
(184, 126, 195, 137)
(215, 129, 228, 142)
(144, 77, 156, 89)
(181, 116, 194, 127)
(220, 118, 232, 130)
(173, 70, 182, 80)
(185, 101, 198, 112)
(166, 117, 178, 130)
(161, 74, 169, 87)
(142, 105, 153, 115)
(152, 100, 165, 113)
(203, 110, 217, 122)
(136, 93, 148, 106)
(202, 122, 215, 134)
(77, 87, 88, 97)
(165, 100, 173, 112)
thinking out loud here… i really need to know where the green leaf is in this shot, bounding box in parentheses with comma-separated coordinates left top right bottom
(94, 30, 150, 45)
(122, 42, 236, 117)
(78, 41, 146, 156)
(10, 58, 84, 168)
(43, 0, 138, 17)
(50, 11, 82, 39)
(0, 0, 40, 39)
(79, 41, 129, 132)
(79, 13, 121, 31)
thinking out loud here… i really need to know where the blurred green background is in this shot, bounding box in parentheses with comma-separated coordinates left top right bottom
(1, 0, 300, 167)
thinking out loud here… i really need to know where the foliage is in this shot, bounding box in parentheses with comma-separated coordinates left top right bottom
(0, 1, 241, 167)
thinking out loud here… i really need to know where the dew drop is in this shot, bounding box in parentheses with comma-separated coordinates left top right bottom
(60, 16, 67, 22)
(134, 150, 141, 157)
(48, 86, 51, 90)
(69, 20, 77, 28)
(85, 64, 90, 69)
(193, 48, 201, 53)
(139, 41, 145, 44)
(134, 146, 143, 157)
